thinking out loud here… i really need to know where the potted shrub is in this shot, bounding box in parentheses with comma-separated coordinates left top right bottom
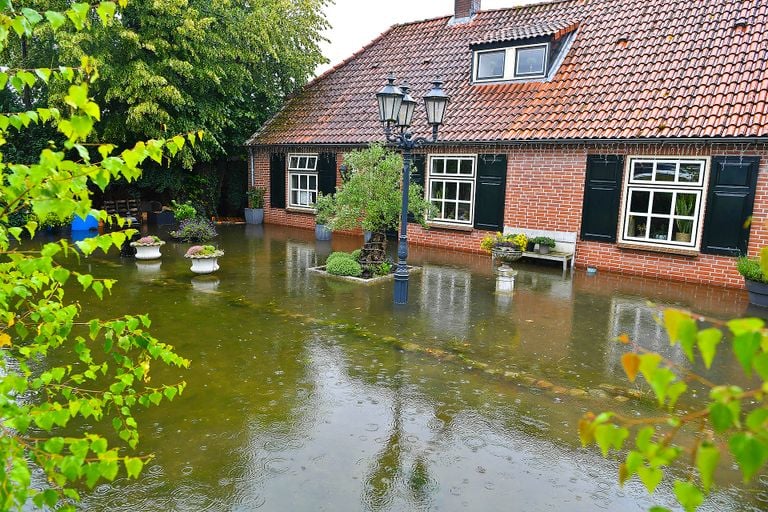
(481, 232, 528, 263)
(531, 236, 556, 255)
(737, 254, 768, 307)
(314, 192, 334, 241)
(130, 235, 165, 260)
(244, 187, 266, 225)
(184, 245, 224, 274)
(674, 194, 695, 242)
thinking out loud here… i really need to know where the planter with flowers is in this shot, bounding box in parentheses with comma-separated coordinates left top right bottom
(481, 232, 528, 263)
(130, 235, 165, 260)
(185, 245, 224, 274)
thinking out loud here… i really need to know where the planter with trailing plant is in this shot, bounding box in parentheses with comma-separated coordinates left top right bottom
(129, 235, 165, 260)
(481, 232, 528, 263)
(531, 236, 556, 255)
(736, 255, 768, 307)
(244, 187, 265, 225)
(184, 245, 224, 274)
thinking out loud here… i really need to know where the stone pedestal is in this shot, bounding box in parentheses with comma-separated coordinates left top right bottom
(495, 265, 517, 295)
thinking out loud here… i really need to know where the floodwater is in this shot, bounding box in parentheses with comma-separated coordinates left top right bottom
(54, 225, 767, 511)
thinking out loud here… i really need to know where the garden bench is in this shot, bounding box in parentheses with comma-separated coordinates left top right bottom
(503, 227, 576, 276)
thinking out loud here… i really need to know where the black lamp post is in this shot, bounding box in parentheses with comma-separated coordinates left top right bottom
(376, 73, 450, 305)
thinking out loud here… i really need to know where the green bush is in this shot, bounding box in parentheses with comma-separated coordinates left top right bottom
(326, 256, 362, 277)
(170, 218, 218, 242)
(351, 249, 361, 260)
(736, 256, 767, 283)
(326, 251, 354, 264)
(171, 200, 197, 222)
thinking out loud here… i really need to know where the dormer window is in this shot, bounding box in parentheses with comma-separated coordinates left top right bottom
(473, 43, 549, 83)
(515, 45, 547, 76)
(476, 50, 505, 80)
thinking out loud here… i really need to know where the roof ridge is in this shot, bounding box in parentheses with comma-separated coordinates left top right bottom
(479, 0, 584, 15)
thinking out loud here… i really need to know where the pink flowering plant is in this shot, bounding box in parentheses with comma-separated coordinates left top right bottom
(129, 235, 165, 247)
(184, 245, 223, 258)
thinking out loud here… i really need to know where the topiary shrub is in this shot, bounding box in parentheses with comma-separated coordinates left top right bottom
(736, 256, 767, 283)
(326, 256, 362, 277)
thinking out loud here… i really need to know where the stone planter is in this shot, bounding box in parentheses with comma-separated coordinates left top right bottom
(492, 247, 523, 263)
(675, 232, 692, 243)
(745, 278, 768, 308)
(316, 224, 332, 241)
(189, 257, 220, 274)
(244, 207, 264, 225)
(133, 244, 163, 260)
(538, 245, 551, 255)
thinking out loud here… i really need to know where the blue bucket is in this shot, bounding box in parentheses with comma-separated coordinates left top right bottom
(71, 214, 99, 231)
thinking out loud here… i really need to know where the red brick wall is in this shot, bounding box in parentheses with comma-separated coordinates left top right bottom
(250, 142, 768, 289)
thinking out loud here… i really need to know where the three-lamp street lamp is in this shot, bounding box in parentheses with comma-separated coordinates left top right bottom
(375, 73, 450, 305)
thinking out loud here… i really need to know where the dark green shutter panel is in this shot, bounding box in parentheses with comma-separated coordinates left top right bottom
(269, 153, 286, 209)
(407, 155, 426, 223)
(317, 153, 337, 196)
(581, 155, 624, 242)
(473, 154, 507, 231)
(701, 156, 760, 256)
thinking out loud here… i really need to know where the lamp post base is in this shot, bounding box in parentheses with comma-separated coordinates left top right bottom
(394, 266, 409, 304)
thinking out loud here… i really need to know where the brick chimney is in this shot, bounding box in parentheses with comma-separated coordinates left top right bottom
(451, 0, 480, 25)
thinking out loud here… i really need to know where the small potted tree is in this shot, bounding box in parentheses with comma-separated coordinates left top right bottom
(130, 235, 165, 260)
(184, 245, 224, 274)
(244, 187, 266, 225)
(531, 236, 556, 255)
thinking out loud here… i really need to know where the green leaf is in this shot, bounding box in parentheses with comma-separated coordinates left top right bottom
(696, 442, 720, 493)
(727, 318, 764, 335)
(673, 480, 704, 512)
(96, 1, 116, 26)
(637, 466, 663, 494)
(697, 328, 722, 369)
(43, 437, 65, 454)
(729, 432, 768, 482)
(746, 408, 768, 433)
(77, 274, 93, 290)
(45, 10, 67, 30)
(710, 403, 734, 433)
(21, 7, 42, 24)
(753, 352, 768, 381)
(124, 457, 143, 479)
(733, 331, 761, 377)
(761, 246, 768, 281)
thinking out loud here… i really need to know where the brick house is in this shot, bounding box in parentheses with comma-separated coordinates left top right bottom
(246, 0, 768, 288)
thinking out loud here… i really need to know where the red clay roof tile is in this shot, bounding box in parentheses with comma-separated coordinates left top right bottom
(248, 0, 768, 145)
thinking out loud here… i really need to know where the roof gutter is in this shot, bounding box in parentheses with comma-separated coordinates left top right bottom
(246, 137, 768, 148)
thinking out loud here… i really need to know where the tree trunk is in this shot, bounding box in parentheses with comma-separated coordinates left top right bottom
(359, 231, 387, 267)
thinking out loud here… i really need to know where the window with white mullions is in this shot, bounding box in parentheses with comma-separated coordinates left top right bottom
(428, 156, 476, 225)
(288, 153, 318, 209)
(620, 157, 708, 250)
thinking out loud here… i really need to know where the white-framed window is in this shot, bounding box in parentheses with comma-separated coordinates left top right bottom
(619, 157, 709, 250)
(427, 155, 476, 225)
(288, 154, 318, 208)
(473, 43, 549, 83)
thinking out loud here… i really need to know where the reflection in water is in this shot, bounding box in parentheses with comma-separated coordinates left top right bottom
(286, 241, 317, 295)
(420, 265, 472, 338)
(58, 225, 762, 511)
(191, 276, 220, 293)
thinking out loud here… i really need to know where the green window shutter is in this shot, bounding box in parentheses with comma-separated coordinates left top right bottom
(701, 156, 760, 256)
(269, 153, 286, 209)
(317, 153, 337, 196)
(407, 155, 426, 223)
(581, 155, 624, 242)
(473, 154, 507, 231)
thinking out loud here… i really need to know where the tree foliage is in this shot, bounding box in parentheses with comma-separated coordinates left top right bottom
(319, 144, 434, 234)
(0, 2, 191, 509)
(580, 308, 768, 511)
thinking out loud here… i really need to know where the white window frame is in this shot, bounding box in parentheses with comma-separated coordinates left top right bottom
(618, 157, 710, 251)
(287, 153, 319, 209)
(473, 43, 549, 83)
(427, 155, 477, 226)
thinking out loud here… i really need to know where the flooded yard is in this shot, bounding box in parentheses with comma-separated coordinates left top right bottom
(57, 225, 766, 511)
